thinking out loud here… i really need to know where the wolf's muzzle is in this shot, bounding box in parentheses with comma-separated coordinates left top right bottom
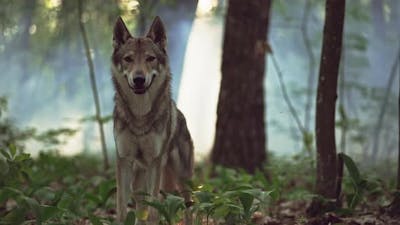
(133, 76, 146, 94)
(127, 73, 156, 95)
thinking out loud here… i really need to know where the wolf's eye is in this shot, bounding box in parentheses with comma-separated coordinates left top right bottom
(146, 56, 156, 62)
(124, 56, 133, 63)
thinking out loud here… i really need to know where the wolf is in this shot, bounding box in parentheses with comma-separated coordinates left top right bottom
(111, 16, 194, 224)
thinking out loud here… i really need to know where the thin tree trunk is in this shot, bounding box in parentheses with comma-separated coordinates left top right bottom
(397, 54, 399, 190)
(339, 49, 347, 154)
(302, 0, 316, 155)
(78, 0, 109, 170)
(270, 54, 305, 136)
(19, 0, 36, 83)
(371, 47, 400, 161)
(211, 0, 272, 174)
(307, 0, 345, 216)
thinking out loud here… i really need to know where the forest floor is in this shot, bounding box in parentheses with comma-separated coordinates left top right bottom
(75, 196, 400, 225)
(1, 149, 399, 225)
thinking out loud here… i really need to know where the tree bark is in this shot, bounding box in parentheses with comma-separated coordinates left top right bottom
(307, 0, 345, 216)
(211, 0, 272, 174)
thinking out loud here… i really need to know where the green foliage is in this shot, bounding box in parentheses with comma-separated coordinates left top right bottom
(189, 167, 272, 225)
(123, 211, 136, 225)
(264, 153, 315, 202)
(80, 114, 113, 124)
(0, 96, 7, 117)
(339, 153, 385, 211)
(0, 98, 394, 224)
(0, 143, 115, 224)
(145, 192, 186, 225)
(0, 96, 78, 152)
(34, 128, 78, 147)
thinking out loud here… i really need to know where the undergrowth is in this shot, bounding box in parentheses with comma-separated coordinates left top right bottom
(0, 97, 397, 224)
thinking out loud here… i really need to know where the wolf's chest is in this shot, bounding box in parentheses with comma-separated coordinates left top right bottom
(114, 127, 169, 167)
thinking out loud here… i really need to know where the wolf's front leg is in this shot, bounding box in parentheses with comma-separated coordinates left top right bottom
(116, 157, 132, 222)
(131, 167, 152, 225)
(130, 163, 162, 225)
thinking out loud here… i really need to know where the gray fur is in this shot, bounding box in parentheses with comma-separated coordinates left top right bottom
(111, 16, 194, 225)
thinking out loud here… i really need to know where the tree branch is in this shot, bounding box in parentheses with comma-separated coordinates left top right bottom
(270, 53, 306, 136)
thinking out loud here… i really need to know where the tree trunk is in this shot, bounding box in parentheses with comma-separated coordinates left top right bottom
(307, 0, 345, 216)
(211, 0, 272, 174)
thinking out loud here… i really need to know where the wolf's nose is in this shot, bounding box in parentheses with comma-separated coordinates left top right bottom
(133, 77, 145, 86)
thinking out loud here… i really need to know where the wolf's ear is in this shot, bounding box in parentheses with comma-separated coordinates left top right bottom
(113, 17, 132, 48)
(146, 16, 167, 51)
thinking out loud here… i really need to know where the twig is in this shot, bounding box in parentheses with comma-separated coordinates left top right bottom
(270, 53, 306, 136)
(77, 0, 109, 170)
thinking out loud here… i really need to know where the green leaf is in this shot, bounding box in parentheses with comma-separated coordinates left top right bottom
(340, 153, 361, 183)
(1, 207, 26, 224)
(38, 205, 61, 223)
(14, 153, 31, 162)
(9, 144, 16, 158)
(33, 187, 56, 202)
(0, 155, 9, 175)
(239, 192, 254, 217)
(98, 179, 116, 204)
(347, 192, 362, 209)
(85, 193, 102, 204)
(124, 211, 136, 225)
(20, 195, 40, 210)
(0, 187, 24, 203)
(0, 148, 11, 160)
(194, 191, 214, 203)
(89, 214, 103, 225)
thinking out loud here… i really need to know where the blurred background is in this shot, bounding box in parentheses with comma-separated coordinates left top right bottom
(0, 0, 398, 165)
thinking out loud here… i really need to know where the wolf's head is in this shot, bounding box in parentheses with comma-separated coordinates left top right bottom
(111, 16, 169, 96)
